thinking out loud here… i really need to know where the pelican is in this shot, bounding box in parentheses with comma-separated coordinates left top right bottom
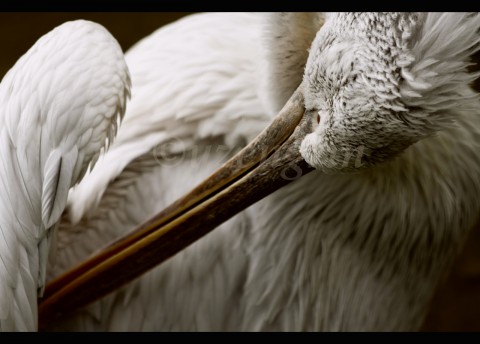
(1, 12, 480, 331)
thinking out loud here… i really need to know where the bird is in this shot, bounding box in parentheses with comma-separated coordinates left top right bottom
(0, 20, 130, 330)
(2, 12, 480, 331)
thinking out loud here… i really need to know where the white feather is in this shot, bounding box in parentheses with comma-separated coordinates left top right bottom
(0, 20, 130, 330)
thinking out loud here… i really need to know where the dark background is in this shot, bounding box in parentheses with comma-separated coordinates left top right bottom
(0, 12, 478, 332)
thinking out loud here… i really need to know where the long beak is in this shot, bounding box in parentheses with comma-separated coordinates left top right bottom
(37, 85, 315, 329)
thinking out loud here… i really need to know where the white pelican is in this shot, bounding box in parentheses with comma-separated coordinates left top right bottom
(2, 12, 480, 331)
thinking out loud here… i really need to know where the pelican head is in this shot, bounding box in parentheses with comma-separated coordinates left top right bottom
(301, 12, 480, 172)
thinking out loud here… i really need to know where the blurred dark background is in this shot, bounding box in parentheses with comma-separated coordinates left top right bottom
(0, 12, 479, 332)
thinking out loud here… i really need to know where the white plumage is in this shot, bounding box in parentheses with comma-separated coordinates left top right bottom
(1, 12, 480, 331)
(0, 20, 130, 331)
